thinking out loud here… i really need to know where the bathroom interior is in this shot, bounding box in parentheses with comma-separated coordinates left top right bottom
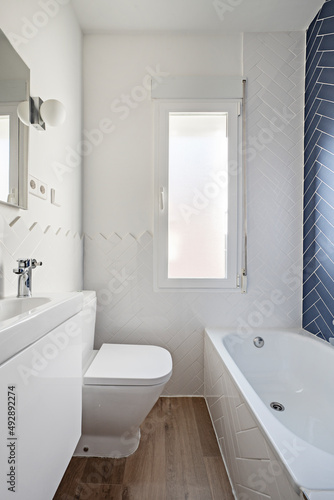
(0, 0, 333, 499)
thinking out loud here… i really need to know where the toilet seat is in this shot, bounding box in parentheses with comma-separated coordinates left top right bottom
(84, 343, 173, 386)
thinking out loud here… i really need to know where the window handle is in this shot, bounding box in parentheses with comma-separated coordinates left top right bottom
(160, 187, 164, 211)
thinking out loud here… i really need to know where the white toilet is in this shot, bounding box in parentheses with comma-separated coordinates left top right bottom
(74, 291, 173, 458)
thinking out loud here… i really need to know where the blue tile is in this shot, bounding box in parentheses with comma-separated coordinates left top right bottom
(319, 1, 334, 20)
(318, 67, 334, 85)
(319, 16, 334, 35)
(304, 233, 320, 266)
(317, 197, 334, 224)
(313, 314, 333, 340)
(306, 53, 322, 83)
(303, 227, 317, 257)
(306, 82, 322, 110)
(303, 218, 315, 241)
(315, 298, 333, 328)
(316, 175, 334, 206)
(305, 175, 321, 207)
(307, 14, 320, 43)
(318, 83, 334, 102)
(319, 50, 334, 67)
(316, 230, 334, 261)
(303, 267, 320, 297)
(304, 255, 320, 282)
(303, 304, 320, 327)
(317, 216, 334, 243)
(304, 206, 320, 237)
(319, 163, 334, 187)
(305, 132, 322, 165)
(303, 288, 320, 313)
(318, 131, 334, 155)
(306, 29, 322, 68)
(318, 116, 334, 139)
(304, 161, 322, 193)
(315, 261, 334, 291)
(315, 246, 334, 277)
(305, 99, 321, 133)
(317, 280, 334, 312)
(305, 145, 321, 177)
(302, 320, 320, 335)
(319, 34, 334, 51)
(317, 99, 334, 119)
(317, 147, 334, 170)
(305, 115, 322, 147)
(303, 220, 317, 249)
(304, 194, 317, 226)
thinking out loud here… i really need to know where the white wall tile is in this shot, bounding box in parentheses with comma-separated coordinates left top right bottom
(83, 31, 304, 395)
(0, 2, 83, 295)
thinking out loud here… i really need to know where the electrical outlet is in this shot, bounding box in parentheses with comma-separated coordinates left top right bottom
(29, 175, 38, 196)
(38, 181, 47, 200)
(29, 175, 48, 200)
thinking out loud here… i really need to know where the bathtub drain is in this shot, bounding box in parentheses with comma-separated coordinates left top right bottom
(270, 402, 285, 412)
(253, 337, 264, 348)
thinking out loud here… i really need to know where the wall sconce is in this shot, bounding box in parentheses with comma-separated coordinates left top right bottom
(17, 97, 66, 130)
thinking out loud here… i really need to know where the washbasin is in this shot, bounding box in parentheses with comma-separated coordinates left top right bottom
(0, 296, 51, 322)
(0, 292, 83, 366)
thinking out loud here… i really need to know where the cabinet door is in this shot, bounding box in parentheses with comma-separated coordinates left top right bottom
(0, 314, 82, 499)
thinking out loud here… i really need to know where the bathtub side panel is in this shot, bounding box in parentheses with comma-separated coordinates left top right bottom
(204, 335, 301, 500)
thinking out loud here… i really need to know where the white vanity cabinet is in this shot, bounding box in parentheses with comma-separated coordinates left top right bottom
(0, 311, 82, 499)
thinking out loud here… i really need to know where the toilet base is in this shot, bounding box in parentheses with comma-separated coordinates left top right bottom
(74, 428, 141, 458)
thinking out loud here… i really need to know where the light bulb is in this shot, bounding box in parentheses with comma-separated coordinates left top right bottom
(40, 99, 66, 127)
(17, 100, 30, 126)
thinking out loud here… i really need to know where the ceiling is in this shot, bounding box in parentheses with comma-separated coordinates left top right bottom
(72, 0, 325, 33)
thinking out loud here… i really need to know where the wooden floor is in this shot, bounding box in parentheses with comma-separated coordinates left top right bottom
(53, 397, 234, 500)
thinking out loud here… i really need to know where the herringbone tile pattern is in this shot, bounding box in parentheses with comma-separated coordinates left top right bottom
(303, 1, 334, 342)
(84, 32, 305, 396)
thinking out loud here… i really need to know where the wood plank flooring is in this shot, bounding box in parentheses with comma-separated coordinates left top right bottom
(53, 397, 234, 500)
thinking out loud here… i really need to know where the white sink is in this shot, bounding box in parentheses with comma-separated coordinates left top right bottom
(0, 292, 83, 366)
(0, 296, 51, 322)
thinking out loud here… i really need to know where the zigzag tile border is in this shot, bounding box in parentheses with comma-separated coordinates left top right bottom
(0, 215, 83, 296)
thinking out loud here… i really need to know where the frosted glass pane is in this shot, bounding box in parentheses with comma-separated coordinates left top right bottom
(168, 113, 228, 279)
(0, 115, 10, 203)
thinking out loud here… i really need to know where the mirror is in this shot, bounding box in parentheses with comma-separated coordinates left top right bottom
(0, 29, 29, 209)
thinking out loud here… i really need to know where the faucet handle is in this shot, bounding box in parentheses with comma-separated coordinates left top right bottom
(16, 258, 29, 267)
(13, 259, 42, 273)
(31, 259, 42, 268)
(13, 259, 29, 273)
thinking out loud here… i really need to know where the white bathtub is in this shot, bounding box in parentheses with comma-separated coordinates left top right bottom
(204, 328, 334, 500)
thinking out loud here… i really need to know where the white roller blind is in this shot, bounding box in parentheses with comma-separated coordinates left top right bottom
(151, 76, 245, 100)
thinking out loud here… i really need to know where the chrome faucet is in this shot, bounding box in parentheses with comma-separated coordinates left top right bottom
(13, 259, 42, 297)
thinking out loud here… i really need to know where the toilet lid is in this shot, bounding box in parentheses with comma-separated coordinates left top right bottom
(84, 343, 173, 386)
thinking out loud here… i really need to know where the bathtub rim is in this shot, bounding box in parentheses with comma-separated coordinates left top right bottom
(204, 327, 334, 493)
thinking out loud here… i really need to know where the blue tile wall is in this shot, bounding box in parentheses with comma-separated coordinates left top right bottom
(303, 0, 334, 341)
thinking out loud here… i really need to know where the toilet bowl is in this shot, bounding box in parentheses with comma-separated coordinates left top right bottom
(75, 293, 173, 458)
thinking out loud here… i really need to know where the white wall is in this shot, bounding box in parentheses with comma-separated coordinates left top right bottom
(83, 32, 304, 395)
(83, 33, 242, 236)
(0, 0, 83, 295)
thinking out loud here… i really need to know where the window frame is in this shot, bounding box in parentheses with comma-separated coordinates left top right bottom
(154, 99, 243, 291)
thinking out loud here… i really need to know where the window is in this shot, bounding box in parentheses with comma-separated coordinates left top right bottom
(154, 100, 243, 290)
